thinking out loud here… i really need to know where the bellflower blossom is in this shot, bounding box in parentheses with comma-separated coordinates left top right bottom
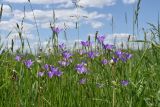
(48, 66, 63, 78)
(79, 78, 87, 84)
(24, 59, 33, 68)
(44, 64, 49, 71)
(59, 43, 66, 50)
(97, 35, 105, 43)
(15, 55, 21, 61)
(103, 44, 114, 50)
(101, 59, 108, 65)
(37, 72, 45, 77)
(52, 27, 62, 34)
(81, 41, 91, 47)
(75, 63, 88, 74)
(58, 60, 70, 67)
(121, 80, 129, 86)
(88, 51, 99, 59)
(115, 50, 132, 62)
(62, 51, 72, 60)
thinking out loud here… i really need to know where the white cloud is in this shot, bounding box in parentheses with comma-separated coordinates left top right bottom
(40, 21, 75, 29)
(101, 33, 137, 49)
(4, 8, 111, 29)
(4, 0, 68, 4)
(0, 4, 13, 17)
(57, 1, 74, 8)
(90, 21, 104, 29)
(111, 33, 135, 40)
(7, 33, 34, 40)
(122, 0, 137, 4)
(78, 0, 116, 8)
(0, 19, 34, 32)
(4, 0, 116, 8)
(1, 4, 11, 13)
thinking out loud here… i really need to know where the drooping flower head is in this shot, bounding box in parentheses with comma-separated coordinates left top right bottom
(15, 55, 21, 61)
(79, 50, 86, 55)
(52, 27, 62, 34)
(101, 59, 108, 65)
(59, 43, 66, 50)
(79, 78, 87, 84)
(109, 57, 118, 65)
(48, 66, 63, 78)
(52, 70, 63, 77)
(112, 57, 118, 63)
(44, 64, 49, 71)
(24, 59, 33, 68)
(103, 44, 114, 50)
(75, 63, 88, 74)
(48, 71, 53, 78)
(62, 51, 72, 60)
(115, 50, 123, 58)
(97, 35, 105, 43)
(126, 53, 133, 60)
(37, 72, 45, 77)
(81, 41, 91, 47)
(88, 51, 99, 59)
(121, 80, 129, 86)
(115, 50, 132, 62)
(58, 60, 70, 67)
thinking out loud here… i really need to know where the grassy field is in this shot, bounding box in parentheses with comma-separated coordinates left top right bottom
(0, 35, 160, 107)
(1, 0, 160, 107)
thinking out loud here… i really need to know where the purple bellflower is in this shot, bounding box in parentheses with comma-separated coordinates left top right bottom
(103, 44, 114, 50)
(59, 43, 66, 50)
(15, 55, 21, 61)
(52, 27, 62, 34)
(81, 41, 91, 47)
(24, 59, 33, 68)
(37, 72, 45, 77)
(79, 78, 87, 84)
(115, 50, 132, 62)
(48, 66, 63, 78)
(75, 63, 88, 74)
(121, 80, 129, 86)
(101, 59, 108, 65)
(58, 60, 70, 67)
(88, 51, 99, 59)
(97, 35, 105, 43)
(62, 51, 72, 60)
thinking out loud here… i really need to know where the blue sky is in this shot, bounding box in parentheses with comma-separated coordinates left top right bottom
(0, 0, 160, 50)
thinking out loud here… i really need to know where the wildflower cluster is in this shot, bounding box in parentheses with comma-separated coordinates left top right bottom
(14, 32, 133, 85)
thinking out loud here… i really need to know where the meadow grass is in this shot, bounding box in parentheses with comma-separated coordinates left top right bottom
(0, 37, 160, 107)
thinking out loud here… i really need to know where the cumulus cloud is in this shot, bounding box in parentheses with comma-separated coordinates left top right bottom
(4, 0, 68, 4)
(7, 33, 34, 40)
(78, 0, 116, 8)
(0, 4, 13, 17)
(103, 33, 137, 49)
(0, 19, 34, 32)
(1, 4, 11, 13)
(90, 21, 104, 29)
(1, 7, 112, 30)
(4, 0, 116, 8)
(122, 0, 137, 4)
(111, 33, 136, 40)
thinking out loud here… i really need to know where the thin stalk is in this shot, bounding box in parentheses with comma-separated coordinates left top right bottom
(28, 0, 41, 49)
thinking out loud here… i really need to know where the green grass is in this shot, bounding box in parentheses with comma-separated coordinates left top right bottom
(0, 45, 160, 107)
